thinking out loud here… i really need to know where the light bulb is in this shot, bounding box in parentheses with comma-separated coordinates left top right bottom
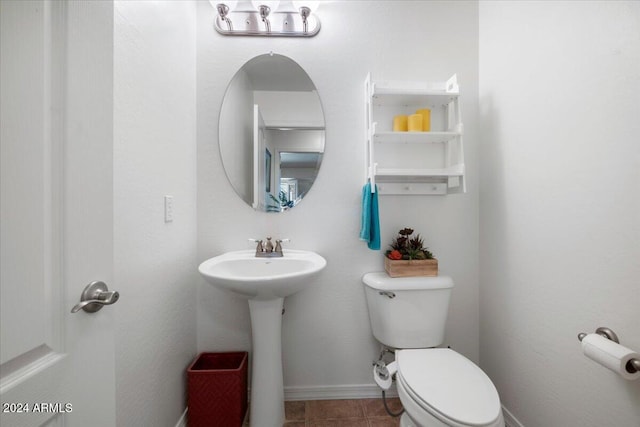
(210, 1, 238, 12)
(275, 0, 297, 13)
(292, 0, 320, 13)
(252, 0, 280, 12)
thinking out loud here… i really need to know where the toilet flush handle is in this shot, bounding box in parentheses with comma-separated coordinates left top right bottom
(379, 291, 396, 299)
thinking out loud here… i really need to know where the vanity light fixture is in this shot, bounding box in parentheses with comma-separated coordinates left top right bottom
(210, 0, 321, 37)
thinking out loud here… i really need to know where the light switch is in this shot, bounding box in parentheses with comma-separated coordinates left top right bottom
(164, 195, 174, 222)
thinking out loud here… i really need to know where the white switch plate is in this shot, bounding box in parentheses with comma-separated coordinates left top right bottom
(164, 195, 173, 222)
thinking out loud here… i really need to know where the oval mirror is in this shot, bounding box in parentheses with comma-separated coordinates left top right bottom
(219, 54, 325, 212)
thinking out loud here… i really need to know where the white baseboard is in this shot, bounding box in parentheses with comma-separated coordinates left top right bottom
(284, 383, 397, 401)
(502, 405, 524, 427)
(175, 408, 188, 427)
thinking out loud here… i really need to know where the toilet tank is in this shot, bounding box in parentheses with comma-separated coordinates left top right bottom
(362, 272, 454, 349)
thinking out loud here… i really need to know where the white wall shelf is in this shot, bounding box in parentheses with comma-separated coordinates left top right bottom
(372, 128, 462, 144)
(365, 73, 466, 195)
(375, 165, 464, 178)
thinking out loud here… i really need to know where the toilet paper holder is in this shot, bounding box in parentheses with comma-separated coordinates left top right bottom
(578, 327, 640, 374)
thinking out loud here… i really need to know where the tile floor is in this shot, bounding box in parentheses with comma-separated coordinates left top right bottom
(244, 398, 404, 427)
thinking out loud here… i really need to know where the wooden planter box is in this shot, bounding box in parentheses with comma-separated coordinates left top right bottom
(384, 257, 438, 278)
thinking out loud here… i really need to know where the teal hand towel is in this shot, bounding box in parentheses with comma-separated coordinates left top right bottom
(359, 182, 381, 250)
(359, 183, 371, 240)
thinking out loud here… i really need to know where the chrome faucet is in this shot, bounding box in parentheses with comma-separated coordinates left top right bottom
(250, 237, 289, 257)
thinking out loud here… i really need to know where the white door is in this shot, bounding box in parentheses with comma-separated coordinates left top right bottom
(1, 1, 116, 426)
(253, 104, 268, 210)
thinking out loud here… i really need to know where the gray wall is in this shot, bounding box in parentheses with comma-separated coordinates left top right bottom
(197, 0, 480, 397)
(479, 1, 640, 426)
(114, 1, 197, 425)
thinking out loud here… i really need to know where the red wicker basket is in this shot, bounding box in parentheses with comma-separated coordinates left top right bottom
(188, 352, 248, 427)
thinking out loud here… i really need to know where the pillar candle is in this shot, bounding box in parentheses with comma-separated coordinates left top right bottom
(408, 114, 423, 132)
(416, 108, 431, 131)
(393, 115, 408, 132)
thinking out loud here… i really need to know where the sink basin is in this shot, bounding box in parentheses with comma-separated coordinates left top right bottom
(199, 248, 327, 427)
(198, 249, 326, 300)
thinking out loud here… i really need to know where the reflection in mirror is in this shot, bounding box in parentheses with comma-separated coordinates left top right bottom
(219, 54, 325, 212)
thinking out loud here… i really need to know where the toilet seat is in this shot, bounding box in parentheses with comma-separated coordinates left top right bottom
(397, 349, 502, 427)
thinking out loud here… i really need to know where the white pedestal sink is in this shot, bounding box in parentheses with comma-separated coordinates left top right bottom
(198, 249, 327, 427)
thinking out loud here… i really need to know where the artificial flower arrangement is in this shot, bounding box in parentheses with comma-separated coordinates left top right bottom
(384, 228, 438, 277)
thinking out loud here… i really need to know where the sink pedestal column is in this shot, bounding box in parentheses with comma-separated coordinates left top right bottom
(248, 298, 285, 427)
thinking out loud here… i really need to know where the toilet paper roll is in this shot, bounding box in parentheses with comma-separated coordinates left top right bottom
(581, 333, 640, 380)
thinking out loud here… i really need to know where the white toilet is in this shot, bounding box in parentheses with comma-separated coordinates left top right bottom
(363, 272, 505, 427)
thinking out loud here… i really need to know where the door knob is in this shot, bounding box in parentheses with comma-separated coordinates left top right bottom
(71, 281, 119, 313)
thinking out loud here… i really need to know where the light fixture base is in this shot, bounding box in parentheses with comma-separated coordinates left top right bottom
(214, 10, 320, 37)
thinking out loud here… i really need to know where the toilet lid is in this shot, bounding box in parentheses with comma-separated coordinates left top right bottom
(397, 349, 501, 426)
